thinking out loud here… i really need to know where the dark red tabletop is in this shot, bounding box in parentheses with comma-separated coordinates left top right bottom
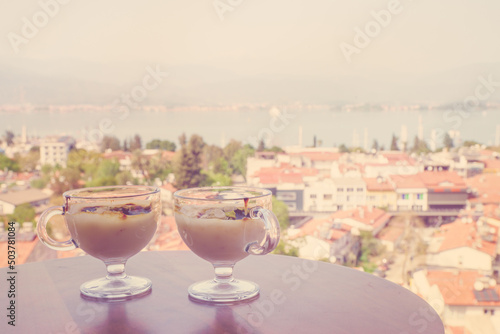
(0, 250, 444, 333)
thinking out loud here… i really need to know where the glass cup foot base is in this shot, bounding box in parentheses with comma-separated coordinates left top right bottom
(80, 275, 152, 300)
(188, 279, 260, 303)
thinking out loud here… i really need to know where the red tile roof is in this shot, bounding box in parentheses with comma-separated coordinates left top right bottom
(482, 204, 500, 220)
(329, 206, 391, 232)
(377, 222, 405, 242)
(381, 152, 416, 165)
(294, 218, 351, 242)
(427, 270, 500, 306)
(153, 216, 189, 251)
(436, 219, 497, 256)
(390, 171, 466, 190)
(467, 174, 500, 204)
(467, 174, 500, 193)
(0, 236, 38, 267)
(483, 159, 500, 170)
(161, 151, 176, 161)
(13, 172, 35, 181)
(446, 326, 472, 334)
(389, 174, 425, 189)
(328, 224, 352, 241)
(418, 171, 466, 189)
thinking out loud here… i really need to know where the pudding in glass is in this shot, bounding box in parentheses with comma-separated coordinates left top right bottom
(174, 205, 265, 264)
(66, 200, 158, 261)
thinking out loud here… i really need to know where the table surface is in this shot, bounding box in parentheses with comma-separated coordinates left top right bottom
(0, 251, 444, 334)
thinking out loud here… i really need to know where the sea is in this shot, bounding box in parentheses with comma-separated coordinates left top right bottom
(1, 107, 500, 149)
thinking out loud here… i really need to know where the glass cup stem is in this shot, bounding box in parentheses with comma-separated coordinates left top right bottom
(106, 262, 127, 280)
(213, 265, 235, 284)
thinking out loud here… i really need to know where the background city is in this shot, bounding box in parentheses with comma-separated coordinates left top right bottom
(1, 1, 500, 333)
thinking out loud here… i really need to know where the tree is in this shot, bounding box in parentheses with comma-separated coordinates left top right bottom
(51, 167, 81, 195)
(223, 140, 242, 161)
(358, 231, 384, 273)
(101, 135, 121, 151)
(463, 140, 481, 147)
(201, 170, 232, 187)
(174, 134, 205, 189)
(267, 146, 285, 153)
(411, 135, 430, 154)
(203, 144, 224, 170)
(146, 139, 176, 151)
(16, 149, 40, 171)
(10, 203, 36, 224)
(257, 139, 266, 152)
(272, 196, 290, 232)
(87, 159, 120, 187)
(5, 131, 14, 146)
(339, 144, 350, 153)
(130, 134, 142, 151)
(371, 139, 379, 152)
(30, 178, 47, 189)
(0, 154, 19, 172)
(231, 144, 255, 178)
(390, 134, 399, 151)
(123, 139, 129, 152)
(443, 132, 453, 150)
(67, 149, 103, 180)
(142, 152, 172, 181)
(116, 171, 134, 185)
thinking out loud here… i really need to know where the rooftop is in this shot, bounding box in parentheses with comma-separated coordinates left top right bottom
(0, 188, 51, 206)
(436, 219, 497, 256)
(427, 270, 500, 306)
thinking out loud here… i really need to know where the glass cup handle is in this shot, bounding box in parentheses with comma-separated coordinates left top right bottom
(246, 207, 281, 255)
(37, 206, 76, 251)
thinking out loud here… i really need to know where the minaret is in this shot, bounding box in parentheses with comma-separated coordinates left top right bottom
(430, 129, 437, 151)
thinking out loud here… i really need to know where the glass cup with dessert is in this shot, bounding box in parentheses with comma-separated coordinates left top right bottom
(174, 186, 280, 303)
(37, 185, 161, 300)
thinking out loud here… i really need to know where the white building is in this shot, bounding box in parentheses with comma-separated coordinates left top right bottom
(0, 189, 51, 215)
(332, 177, 366, 211)
(390, 174, 428, 212)
(40, 138, 71, 167)
(303, 179, 336, 212)
(426, 218, 497, 272)
(413, 270, 500, 333)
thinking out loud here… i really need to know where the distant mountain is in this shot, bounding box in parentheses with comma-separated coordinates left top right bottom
(0, 58, 499, 105)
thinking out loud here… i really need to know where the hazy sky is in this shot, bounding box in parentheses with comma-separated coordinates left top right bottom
(1, 0, 499, 79)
